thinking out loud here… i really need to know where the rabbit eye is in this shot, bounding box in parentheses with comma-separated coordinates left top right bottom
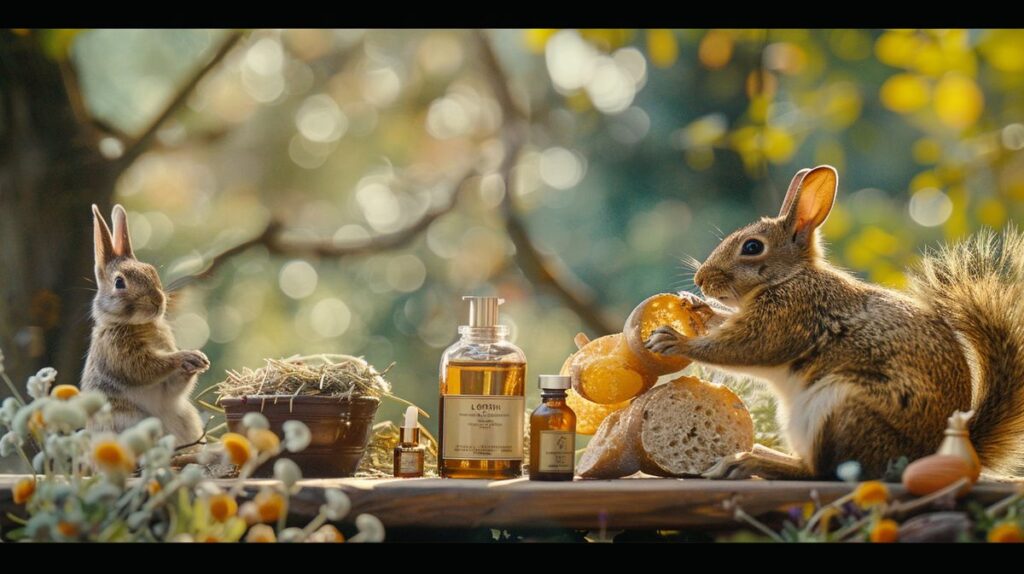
(741, 238, 764, 256)
(114, 276, 126, 290)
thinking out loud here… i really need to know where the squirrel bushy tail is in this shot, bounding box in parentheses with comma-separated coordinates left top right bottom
(908, 225, 1024, 474)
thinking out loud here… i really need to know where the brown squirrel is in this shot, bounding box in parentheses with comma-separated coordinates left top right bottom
(646, 165, 1024, 480)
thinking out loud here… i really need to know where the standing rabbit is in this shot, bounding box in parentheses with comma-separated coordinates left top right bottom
(81, 204, 208, 446)
(646, 166, 1024, 480)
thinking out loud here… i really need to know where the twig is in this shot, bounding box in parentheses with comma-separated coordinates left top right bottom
(117, 30, 244, 171)
(474, 30, 616, 337)
(166, 167, 475, 292)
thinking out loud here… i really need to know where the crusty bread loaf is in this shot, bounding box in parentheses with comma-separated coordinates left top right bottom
(576, 390, 654, 478)
(637, 376, 753, 477)
(577, 375, 754, 479)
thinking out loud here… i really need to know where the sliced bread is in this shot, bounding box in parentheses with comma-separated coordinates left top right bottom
(577, 375, 754, 479)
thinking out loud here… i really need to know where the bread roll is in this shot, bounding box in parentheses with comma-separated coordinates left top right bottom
(623, 293, 711, 375)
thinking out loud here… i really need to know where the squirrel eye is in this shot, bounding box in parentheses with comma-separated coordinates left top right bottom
(114, 276, 126, 290)
(741, 238, 764, 256)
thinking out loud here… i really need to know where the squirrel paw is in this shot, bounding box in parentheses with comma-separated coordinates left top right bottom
(644, 325, 685, 356)
(702, 451, 757, 480)
(676, 290, 710, 310)
(175, 350, 210, 376)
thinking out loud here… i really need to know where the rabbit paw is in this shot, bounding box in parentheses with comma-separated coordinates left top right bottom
(644, 325, 686, 356)
(175, 350, 210, 376)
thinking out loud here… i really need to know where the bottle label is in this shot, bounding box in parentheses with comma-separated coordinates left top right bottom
(442, 395, 525, 460)
(538, 430, 575, 473)
(398, 453, 423, 475)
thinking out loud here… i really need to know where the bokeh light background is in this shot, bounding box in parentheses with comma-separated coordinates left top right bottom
(64, 29, 1024, 434)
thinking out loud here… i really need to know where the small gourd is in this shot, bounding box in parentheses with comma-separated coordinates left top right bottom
(902, 454, 974, 497)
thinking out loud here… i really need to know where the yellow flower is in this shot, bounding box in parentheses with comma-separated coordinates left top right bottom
(93, 439, 136, 473)
(209, 494, 238, 523)
(870, 518, 899, 543)
(988, 521, 1024, 543)
(255, 489, 285, 523)
(57, 521, 79, 538)
(13, 477, 36, 504)
(29, 409, 45, 432)
(245, 524, 277, 543)
(50, 384, 80, 400)
(309, 524, 345, 543)
(221, 432, 253, 466)
(247, 428, 281, 453)
(147, 479, 162, 496)
(853, 481, 889, 509)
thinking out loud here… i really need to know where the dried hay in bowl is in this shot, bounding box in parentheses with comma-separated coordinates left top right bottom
(214, 353, 420, 413)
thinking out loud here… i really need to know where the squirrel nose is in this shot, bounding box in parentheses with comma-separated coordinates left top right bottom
(694, 267, 706, 290)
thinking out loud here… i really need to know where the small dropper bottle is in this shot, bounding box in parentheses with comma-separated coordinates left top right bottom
(529, 374, 576, 481)
(393, 406, 425, 478)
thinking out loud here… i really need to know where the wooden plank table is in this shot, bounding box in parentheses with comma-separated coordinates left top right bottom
(6, 474, 1018, 532)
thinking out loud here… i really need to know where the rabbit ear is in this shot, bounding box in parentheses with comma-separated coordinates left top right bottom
(92, 204, 115, 272)
(110, 205, 134, 259)
(778, 168, 811, 218)
(784, 165, 838, 242)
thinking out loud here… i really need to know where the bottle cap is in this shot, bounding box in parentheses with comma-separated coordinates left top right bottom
(463, 296, 504, 327)
(401, 406, 420, 443)
(538, 374, 571, 390)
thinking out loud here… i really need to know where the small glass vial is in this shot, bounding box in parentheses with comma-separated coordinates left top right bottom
(439, 296, 527, 479)
(529, 374, 576, 481)
(393, 406, 425, 478)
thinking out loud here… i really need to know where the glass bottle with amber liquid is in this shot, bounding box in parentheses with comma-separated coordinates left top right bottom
(529, 375, 576, 481)
(439, 296, 526, 479)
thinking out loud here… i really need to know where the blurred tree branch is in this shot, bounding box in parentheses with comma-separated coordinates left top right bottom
(166, 168, 477, 292)
(117, 30, 244, 171)
(474, 29, 616, 337)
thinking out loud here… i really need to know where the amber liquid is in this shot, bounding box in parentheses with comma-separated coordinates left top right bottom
(529, 392, 577, 481)
(439, 360, 526, 479)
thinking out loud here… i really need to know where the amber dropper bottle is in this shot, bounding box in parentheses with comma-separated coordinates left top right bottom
(529, 374, 576, 481)
(393, 406, 425, 478)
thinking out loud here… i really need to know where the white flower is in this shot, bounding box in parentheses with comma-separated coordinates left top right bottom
(243, 412, 270, 430)
(120, 428, 151, 456)
(142, 445, 171, 468)
(32, 451, 45, 473)
(0, 431, 24, 457)
(179, 464, 205, 488)
(137, 417, 164, 441)
(0, 397, 18, 425)
(196, 481, 222, 497)
(158, 434, 177, 452)
(84, 482, 122, 504)
(274, 458, 302, 489)
(837, 460, 862, 483)
(74, 391, 107, 416)
(278, 527, 306, 543)
(42, 400, 87, 430)
(283, 420, 311, 453)
(349, 514, 385, 543)
(197, 446, 220, 465)
(27, 367, 57, 399)
(321, 488, 351, 520)
(12, 400, 47, 436)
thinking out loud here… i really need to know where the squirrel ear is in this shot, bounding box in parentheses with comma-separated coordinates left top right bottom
(110, 204, 135, 259)
(785, 165, 837, 241)
(778, 168, 811, 218)
(92, 204, 115, 272)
